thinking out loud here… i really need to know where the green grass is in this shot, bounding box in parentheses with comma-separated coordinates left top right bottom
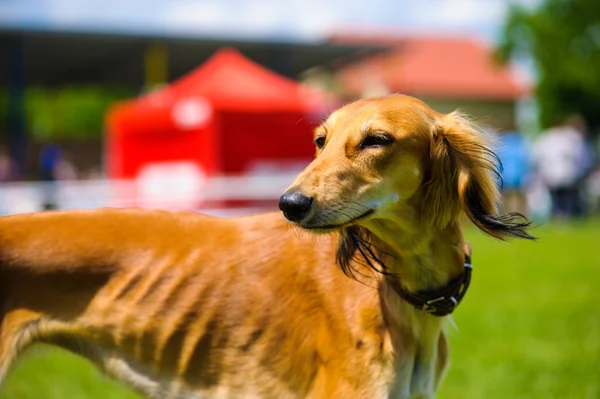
(439, 219, 600, 399)
(0, 219, 598, 399)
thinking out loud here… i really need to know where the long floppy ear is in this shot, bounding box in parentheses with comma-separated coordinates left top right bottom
(422, 111, 534, 240)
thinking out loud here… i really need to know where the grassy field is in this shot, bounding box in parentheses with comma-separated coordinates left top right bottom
(0, 219, 598, 399)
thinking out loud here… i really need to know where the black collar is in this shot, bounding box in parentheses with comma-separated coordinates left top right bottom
(387, 252, 472, 317)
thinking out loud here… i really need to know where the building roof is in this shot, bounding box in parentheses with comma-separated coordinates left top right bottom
(0, 29, 382, 87)
(333, 35, 527, 101)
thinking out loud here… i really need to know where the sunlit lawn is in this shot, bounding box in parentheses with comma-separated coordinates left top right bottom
(1, 219, 598, 399)
(439, 218, 600, 399)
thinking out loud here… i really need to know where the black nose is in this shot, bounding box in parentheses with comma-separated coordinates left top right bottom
(278, 191, 313, 222)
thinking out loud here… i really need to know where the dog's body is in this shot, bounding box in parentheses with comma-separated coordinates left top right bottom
(0, 95, 532, 398)
(0, 209, 449, 398)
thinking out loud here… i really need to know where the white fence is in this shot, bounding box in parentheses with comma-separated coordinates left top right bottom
(0, 174, 299, 217)
(3, 172, 598, 219)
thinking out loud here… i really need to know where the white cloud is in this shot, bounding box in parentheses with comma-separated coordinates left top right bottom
(159, 0, 533, 41)
(411, 0, 508, 27)
(163, 0, 227, 34)
(162, 0, 340, 40)
(281, 0, 340, 39)
(0, 0, 543, 41)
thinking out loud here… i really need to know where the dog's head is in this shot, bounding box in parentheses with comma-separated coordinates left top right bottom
(279, 95, 533, 240)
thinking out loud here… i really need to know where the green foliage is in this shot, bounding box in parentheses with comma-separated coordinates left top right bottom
(1, 87, 134, 141)
(0, 219, 598, 398)
(497, 0, 600, 132)
(27, 87, 134, 141)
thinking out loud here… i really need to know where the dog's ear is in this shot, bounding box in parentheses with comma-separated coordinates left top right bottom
(422, 111, 534, 240)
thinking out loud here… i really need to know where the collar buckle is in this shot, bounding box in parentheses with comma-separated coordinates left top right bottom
(388, 252, 473, 317)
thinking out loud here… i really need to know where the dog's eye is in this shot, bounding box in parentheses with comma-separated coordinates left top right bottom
(314, 136, 326, 149)
(360, 134, 394, 149)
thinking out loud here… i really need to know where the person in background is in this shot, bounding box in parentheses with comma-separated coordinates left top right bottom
(38, 144, 78, 210)
(533, 115, 592, 219)
(0, 146, 19, 215)
(0, 146, 18, 182)
(38, 144, 62, 210)
(571, 116, 598, 217)
(495, 127, 532, 216)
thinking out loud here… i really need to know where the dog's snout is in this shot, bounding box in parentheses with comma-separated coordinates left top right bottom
(278, 191, 313, 222)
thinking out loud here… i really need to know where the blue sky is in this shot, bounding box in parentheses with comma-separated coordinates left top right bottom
(0, 0, 540, 43)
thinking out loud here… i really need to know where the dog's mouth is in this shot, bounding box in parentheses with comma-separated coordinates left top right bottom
(299, 209, 376, 231)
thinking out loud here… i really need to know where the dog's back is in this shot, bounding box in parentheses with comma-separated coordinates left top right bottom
(0, 208, 391, 398)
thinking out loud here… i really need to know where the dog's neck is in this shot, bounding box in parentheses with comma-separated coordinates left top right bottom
(361, 210, 465, 294)
(359, 209, 464, 393)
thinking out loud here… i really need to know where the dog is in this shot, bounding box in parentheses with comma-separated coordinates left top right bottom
(0, 95, 533, 399)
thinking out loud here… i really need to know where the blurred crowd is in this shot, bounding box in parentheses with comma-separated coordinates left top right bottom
(0, 143, 82, 211)
(495, 116, 599, 221)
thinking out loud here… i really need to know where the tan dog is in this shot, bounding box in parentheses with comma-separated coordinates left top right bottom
(0, 95, 533, 399)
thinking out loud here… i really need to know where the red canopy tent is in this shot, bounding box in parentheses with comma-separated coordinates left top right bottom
(106, 48, 335, 184)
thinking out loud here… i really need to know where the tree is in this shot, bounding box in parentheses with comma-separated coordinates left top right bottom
(497, 0, 600, 134)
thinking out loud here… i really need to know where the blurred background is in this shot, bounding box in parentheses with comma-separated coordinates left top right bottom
(0, 0, 599, 398)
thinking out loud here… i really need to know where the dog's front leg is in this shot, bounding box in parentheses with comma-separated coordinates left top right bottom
(408, 331, 448, 399)
(408, 357, 436, 399)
